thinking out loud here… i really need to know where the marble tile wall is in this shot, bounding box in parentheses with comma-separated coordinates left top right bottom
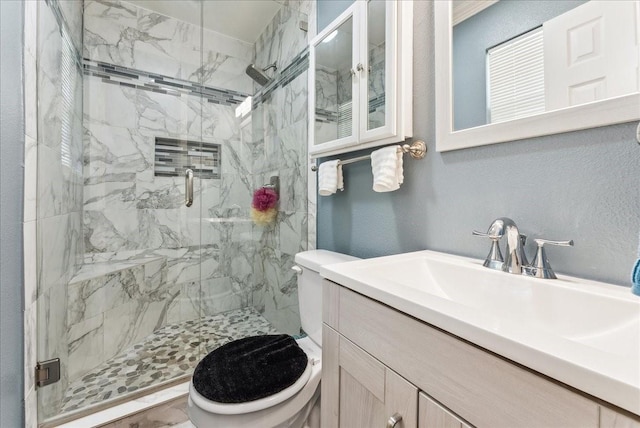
(249, 1, 312, 335)
(83, 0, 254, 94)
(33, 0, 86, 422)
(254, 1, 313, 80)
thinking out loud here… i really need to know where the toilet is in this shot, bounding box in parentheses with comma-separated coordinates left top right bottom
(187, 250, 359, 428)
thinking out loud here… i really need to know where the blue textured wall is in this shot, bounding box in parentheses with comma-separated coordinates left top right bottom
(317, 1, 640, 287)
(0, 0, 25, 425)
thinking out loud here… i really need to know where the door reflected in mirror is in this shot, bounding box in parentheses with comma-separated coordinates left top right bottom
(452, 0, 640, 131)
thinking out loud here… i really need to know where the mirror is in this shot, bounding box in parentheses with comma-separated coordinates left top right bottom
(367, 0, 386, 131)
(435, 0, 640, 151)
(314, 15, 354, 146)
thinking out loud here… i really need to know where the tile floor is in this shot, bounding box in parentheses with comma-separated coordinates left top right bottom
(60, 307, 278, 415)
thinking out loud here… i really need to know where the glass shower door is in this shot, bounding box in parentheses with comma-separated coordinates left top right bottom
(36, 0, 206, 422)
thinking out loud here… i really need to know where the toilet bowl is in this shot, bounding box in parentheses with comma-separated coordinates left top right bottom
(187, 250, 359, 428)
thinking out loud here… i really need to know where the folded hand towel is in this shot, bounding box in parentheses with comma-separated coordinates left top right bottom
(371, 145, 403, 192)
(318, 160, 344, 196)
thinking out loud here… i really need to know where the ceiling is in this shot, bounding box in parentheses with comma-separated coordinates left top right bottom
(127, 0, 283, 43)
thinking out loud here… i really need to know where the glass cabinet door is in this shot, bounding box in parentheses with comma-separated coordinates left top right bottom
(366, 0, 387, 132)
(309, 0, 411, 158)
(359, 0, 398, 143)
(313, 12, 357, 149)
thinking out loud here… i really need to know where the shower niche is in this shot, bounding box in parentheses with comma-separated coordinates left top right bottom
(154, 137, 221, 179)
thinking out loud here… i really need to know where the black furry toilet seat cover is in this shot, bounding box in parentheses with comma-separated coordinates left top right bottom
(192, 334, 308, 403)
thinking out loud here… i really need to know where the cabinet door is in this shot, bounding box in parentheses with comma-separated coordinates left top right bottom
(309, 5, 359, 154)
(322, 325, 418, 428)
(600, 407, 640, 428)
(309, 0, 412, 158)
(358, 0, 396, 143)
(418, 393, 471, 428)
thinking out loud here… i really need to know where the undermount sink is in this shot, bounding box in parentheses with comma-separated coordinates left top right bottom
(320, 250, 640, 415)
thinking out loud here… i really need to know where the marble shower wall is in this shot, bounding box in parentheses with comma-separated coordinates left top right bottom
(249, 1, 313, 335)
(35, 0, 85, 421)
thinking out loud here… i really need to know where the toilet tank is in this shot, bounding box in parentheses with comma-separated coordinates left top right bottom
(294, 250, 360, 347)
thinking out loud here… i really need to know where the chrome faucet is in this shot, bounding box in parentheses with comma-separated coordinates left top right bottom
(474, 218, 574, 279)
(473, 217, 528, 274)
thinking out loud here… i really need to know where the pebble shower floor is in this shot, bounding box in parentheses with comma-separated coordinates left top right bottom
(60, 307, 278, 413)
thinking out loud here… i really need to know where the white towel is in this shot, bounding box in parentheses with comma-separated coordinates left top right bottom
(371, 145, 403, 192)
(318, 160, 344, 196)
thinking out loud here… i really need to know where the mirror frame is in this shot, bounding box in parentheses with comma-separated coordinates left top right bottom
(434, 1, 640, 152)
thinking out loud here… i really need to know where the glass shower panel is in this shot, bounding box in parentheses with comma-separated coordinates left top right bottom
(200, 0, 310, 340)
(196, 1, 283, 356)
(36, 0, 205, 422)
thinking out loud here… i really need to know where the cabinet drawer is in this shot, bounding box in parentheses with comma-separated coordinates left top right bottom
(337, 286, 599, 428)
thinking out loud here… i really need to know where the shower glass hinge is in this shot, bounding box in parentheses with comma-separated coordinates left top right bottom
(35, 358, 60, 388)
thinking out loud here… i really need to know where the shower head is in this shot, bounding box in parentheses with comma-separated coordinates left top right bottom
(246, 63, 276, 86)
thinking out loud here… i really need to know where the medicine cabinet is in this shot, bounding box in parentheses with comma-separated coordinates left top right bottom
(308, 0, 413, 158)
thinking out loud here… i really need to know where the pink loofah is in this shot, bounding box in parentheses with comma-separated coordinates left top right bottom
(252, 187, 278, 211)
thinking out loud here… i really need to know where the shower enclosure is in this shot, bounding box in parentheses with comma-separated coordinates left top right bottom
(33, 0, 314, 424)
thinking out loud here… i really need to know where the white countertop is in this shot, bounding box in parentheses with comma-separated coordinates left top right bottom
(320, 250, 640, 415)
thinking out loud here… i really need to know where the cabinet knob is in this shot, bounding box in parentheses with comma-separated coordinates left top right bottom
(386, 412, 403, 428)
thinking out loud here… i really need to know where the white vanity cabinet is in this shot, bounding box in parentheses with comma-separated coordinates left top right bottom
(308, 0, 412, 158)
(322, 280, 640, 428)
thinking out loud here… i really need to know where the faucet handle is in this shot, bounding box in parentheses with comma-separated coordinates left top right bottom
(473, 230, 504, 269)
(524, 239, 574, 279)
(534, 238, 574, 247)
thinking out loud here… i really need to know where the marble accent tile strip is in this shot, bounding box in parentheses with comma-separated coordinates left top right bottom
(83, 60, 250, 107)
(155, 138, 221, 179)
(46, 0, 83, 70)
(83, 47, 309, 109)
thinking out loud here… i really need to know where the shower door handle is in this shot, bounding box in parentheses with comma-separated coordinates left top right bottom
(185, 169, 194, 207)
